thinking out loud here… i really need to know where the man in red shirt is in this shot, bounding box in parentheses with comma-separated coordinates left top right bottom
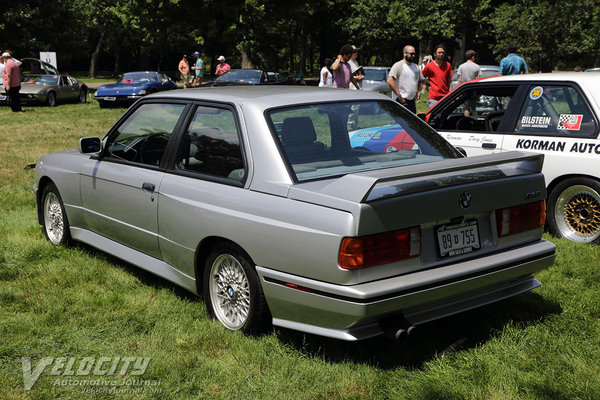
(422, 44, 452, 109)
(2, 52, 22, 112)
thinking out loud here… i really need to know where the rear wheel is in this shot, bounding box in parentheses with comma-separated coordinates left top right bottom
(203, 243, 270, 334)
(79, 89, 87, 103)
(547, 178, 600, 244)
(41, 183, 70, 245)
(46, 91, 57, 107)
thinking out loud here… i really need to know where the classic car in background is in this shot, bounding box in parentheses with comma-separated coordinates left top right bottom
(35, 87, 554, 340)
(94, 71, 178, 108)
(205, 69, 289, 86)
(0, 58, 88, 106)
(424, 72, 600, 244)
(362, 67, 391, 95)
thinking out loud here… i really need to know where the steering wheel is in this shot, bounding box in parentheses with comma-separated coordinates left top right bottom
(455, 117, 478, 130)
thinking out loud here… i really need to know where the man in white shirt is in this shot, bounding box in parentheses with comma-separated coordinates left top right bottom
(387, 45, 425, 113)
(457, 49, 481, 85)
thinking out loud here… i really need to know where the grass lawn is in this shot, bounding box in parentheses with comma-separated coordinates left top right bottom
(0, 100, 599, 399)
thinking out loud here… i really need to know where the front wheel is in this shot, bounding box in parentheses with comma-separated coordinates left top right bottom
(79, 89, 87, 103)
(547, 178, 600, 244)
(46, 91, 56, 107)
(42, 183, 71, 245)
(203, 243, 270, 334)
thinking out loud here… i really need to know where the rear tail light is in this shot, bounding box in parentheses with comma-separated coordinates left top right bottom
(496, 201, 546, 237)
(339, 227, 421, 270)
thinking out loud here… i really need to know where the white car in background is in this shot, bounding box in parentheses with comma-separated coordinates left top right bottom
(424, 73, 600, 244)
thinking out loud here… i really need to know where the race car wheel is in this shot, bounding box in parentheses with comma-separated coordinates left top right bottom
(547, 178, 600, 244)
(42, 183, 71, 245)
(46, 91, 57, 107)
(79, 89, 87, 103)
(203, 242, 270, 334)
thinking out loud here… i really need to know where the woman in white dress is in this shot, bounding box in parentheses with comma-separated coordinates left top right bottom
(318, 58, 333, 87)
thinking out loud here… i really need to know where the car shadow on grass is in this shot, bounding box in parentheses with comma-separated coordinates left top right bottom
(274, 293, 562, 370)
(76, 242, 561, 370)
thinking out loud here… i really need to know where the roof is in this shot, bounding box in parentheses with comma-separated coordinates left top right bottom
(146, 86, 391, 109)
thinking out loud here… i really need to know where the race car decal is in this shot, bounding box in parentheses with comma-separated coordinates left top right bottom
(349, 125, 415, 153)
(557, 114, 583, 131)
(516, 138, 600, 154)
(520, 115, 551, 128)
(529, 86, 544, 100)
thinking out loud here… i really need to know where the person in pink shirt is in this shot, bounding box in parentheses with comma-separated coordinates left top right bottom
(330, 44, 360, 89)
(215, 56, 231, 76)
(2, 52, 22, 112)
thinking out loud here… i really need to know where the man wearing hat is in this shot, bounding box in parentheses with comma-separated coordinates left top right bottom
(215, 56, 230, 76)
(2, 52, 22, 112)
(191, 51, 204, 87)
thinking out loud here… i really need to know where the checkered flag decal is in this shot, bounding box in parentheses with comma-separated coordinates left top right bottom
(557, 114, 583, 130)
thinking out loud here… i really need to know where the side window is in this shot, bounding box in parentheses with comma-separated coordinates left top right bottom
(106, 103, 185, 166)
(431, 86, 518, 132)
(515, 85, 596, 137)
(176, 106, 245, 181)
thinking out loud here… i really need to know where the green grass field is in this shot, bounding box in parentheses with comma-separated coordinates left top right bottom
(0, 101, 599, 399)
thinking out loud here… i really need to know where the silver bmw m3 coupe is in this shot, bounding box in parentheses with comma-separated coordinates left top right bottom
(35, 86, 555, 340)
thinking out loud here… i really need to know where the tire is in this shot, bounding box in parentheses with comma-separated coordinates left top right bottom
(547, 178, 600, 244)
(98, 101, 108, 109)
(46, 91, 57, 107)
(41, 183, 71, 245)
(203, 243, 270, 334)
(79, 89, 87, 103)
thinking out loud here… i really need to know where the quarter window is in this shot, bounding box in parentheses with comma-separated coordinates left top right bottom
(106, 103, 185, 166)
(515, 85, 596, 137)
(176, 106, 245, 181)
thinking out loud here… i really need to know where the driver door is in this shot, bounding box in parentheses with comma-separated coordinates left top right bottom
(428, 84, 522, 156)
(80, 102, 188, 258)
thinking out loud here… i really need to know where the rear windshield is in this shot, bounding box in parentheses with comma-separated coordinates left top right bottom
(267, 100, 461, 182)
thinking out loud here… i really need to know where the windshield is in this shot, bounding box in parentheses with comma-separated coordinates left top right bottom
(267, 100, 461, 182)
(363, 68, 387, 82)
(216, 70, 263, 84)
(21, 75, 58, 85)
(120, 72, 159, 82)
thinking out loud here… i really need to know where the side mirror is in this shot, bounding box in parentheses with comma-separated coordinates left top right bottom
(416, 113, 427, 121)
(79, 137, 102, 154)
(455, 146, 468, 157)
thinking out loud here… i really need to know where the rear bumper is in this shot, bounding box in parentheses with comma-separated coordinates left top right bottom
(257, 239, 555, 341)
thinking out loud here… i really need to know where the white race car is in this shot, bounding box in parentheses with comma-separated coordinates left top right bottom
(424, 73, 600, 244)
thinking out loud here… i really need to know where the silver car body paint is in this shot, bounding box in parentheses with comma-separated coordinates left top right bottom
(35, 86, 555, 340)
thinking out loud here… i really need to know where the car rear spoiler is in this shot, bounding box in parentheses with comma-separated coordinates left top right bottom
(313, 151, 544, 203)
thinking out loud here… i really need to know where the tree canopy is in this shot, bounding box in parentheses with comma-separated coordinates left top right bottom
(1, 0, 598, 77)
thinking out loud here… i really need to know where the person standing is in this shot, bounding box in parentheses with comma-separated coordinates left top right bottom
(0, 54, 5, 78)
(422, 44, 453, 108)
(348, 45, 364, 90)
(215, 56, 230, 76)
(2, 52, 22, 112)
(318, 58, 333, 87)
(191, 51, 204, 86)
(499, 44, 528, 75)
(386, 45, 425, 114)
(330, 44, 360, 89)
(457, 50, 480, 85)
(178, 55, 190, 88)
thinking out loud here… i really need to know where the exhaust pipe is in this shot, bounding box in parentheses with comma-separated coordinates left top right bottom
(379, 316, 416, 340)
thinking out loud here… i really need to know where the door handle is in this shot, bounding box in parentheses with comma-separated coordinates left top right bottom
(482, 143, 497, 149)
(142, 182, 156, 193)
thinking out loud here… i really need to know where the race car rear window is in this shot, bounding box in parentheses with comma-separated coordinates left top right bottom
(515, 85, 597, 138)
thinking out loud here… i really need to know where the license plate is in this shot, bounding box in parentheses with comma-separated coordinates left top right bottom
(104, 97, 116, 101)
(436, 220, 480, 257)
(0, 95, 6, 101)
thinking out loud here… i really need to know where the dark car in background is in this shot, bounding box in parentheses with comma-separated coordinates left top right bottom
(206, 69, 289, 86)
(94, 71, 178, 108)
(0, 58, 88, 106)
